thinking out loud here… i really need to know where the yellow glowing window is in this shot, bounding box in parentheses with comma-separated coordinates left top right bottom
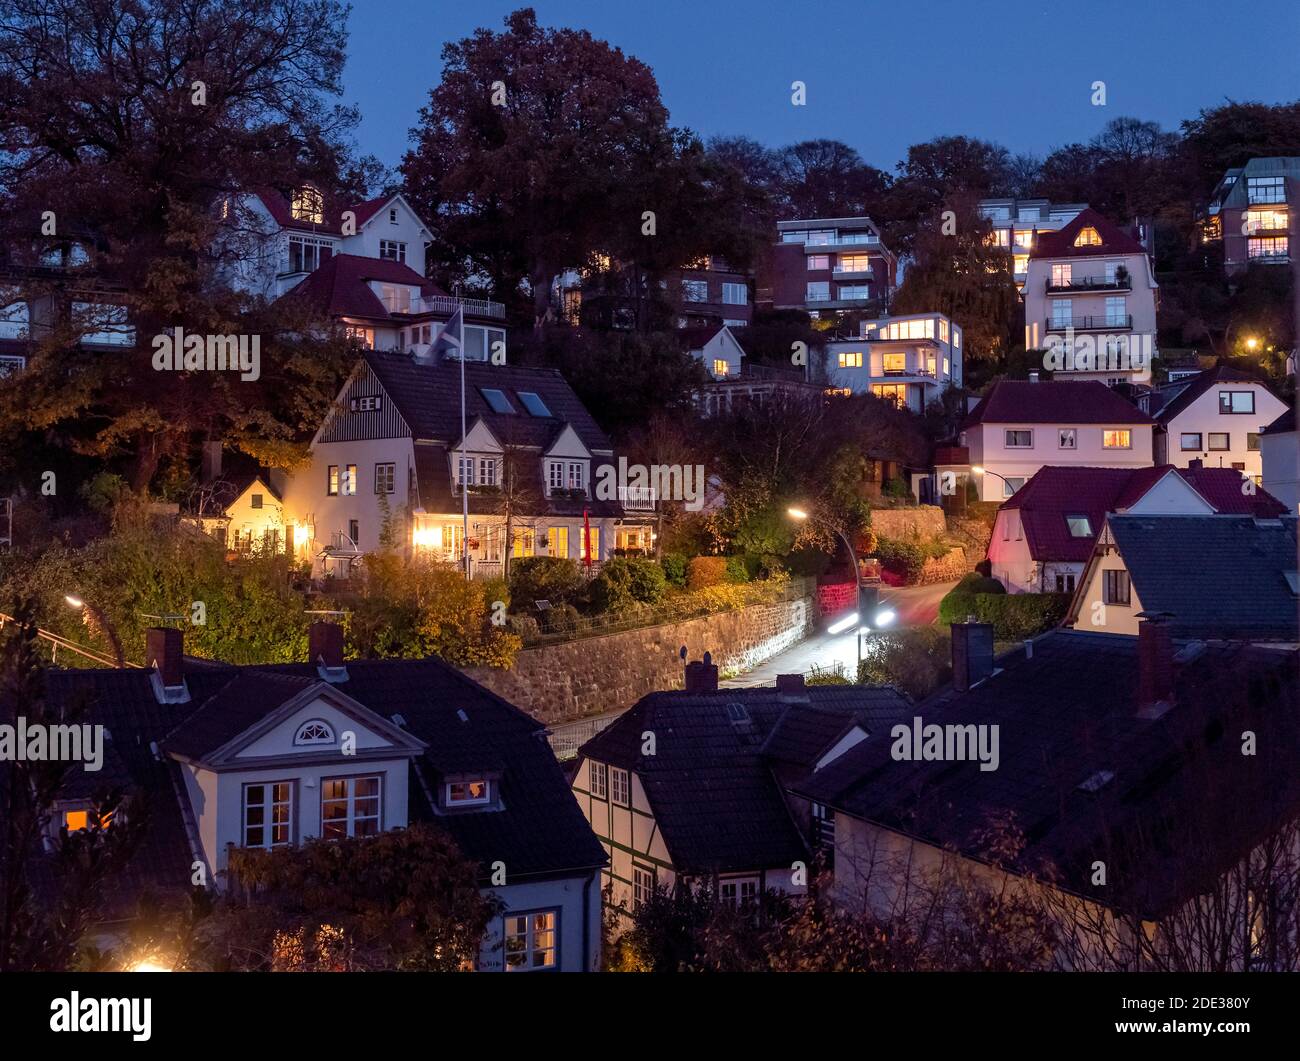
(290, 186, 324, 224)
(838, 351, 863, 368)
(547, 526, 569, 558)
(872, 384, 908, 408)
(883, 353, 906, 372)
(1013, 255, 1029, 274)
(580, 526, 600, 562)
(63, 808, 112, 832)
(713, 358, 729, 377)
(512, 528, 535, 558)
(1103, 429, 1132, 449)
(1074, 226, 1102, 247)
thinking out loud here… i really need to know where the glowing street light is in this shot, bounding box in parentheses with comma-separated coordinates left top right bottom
(129, 959, 171, 973)
(1246, 336, 1260, 351)
(64, 593, 125, 668)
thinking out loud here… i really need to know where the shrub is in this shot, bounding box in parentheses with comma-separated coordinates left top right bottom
(882, 477, 911, 499)
(687, 556, 728, 590)
(508, 555, 581, 608)
(955, 572, 1006, 595)
(874, 537, 926, 581)
(591, 557, 665, 612)
(974, 558, 992, 578)
(541, 602, 583, 634)
(660, 553, 689, 588)
(858, 627, 952, 701)
(939, 587, 1069, 640)
(724, 556, 751, 584)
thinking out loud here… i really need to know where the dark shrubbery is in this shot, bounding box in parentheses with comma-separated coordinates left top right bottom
(939, 579, 1069, 640)
(591, 557, 666, 612)
(659, 553, 689, 588)
(508, 556, 581, 609)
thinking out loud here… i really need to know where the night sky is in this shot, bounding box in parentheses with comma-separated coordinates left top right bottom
(343, 0, 1300, 173)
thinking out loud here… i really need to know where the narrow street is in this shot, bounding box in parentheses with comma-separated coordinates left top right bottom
(722, 579, 958, 688)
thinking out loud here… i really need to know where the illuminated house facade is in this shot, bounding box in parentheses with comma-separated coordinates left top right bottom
(1202, 157, 1298, 274)
(824, 312, 963, 412)
(279, 350, 655, 579)
(978, 198, 1088, 290)
(760, 217, 896, 317)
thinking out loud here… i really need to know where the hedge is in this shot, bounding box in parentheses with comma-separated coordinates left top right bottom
(940, 588, 1070, 640)
(508, 555, 581, 608)
(660, 553, 689, 588)
(875, 536, 952, 582)
(591, 556, 666, 612)
(687, 556, 728, 590)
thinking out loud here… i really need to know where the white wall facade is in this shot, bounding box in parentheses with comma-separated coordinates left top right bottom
(1157, 382, 1288, 482)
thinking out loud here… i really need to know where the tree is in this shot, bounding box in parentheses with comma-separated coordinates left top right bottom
(0, 0, 361, 490)
(771, 139, 892, 220)
(0, 604, 143, 971)
(401, 8, 675, 328)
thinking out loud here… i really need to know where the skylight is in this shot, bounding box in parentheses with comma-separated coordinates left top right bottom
(480, 387, 515, 414)
(1285, 571, 1299, 596)
(517, 391, 553, 417)
(1077, 769, 1115, 793)
(1065, 514, 1093, 538)
(725, 702, 751, 723)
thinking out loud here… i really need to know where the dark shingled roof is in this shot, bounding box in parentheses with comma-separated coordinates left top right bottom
(1030, 207, 1147, 259)
(37, 654, 605, 918)
(964, 380, 1152, 428)
(1104, 514, 1299, 641)
(794, 630, 1300, 920)
(1262, 407, 1295, 436)
(1150, 362, 1278, 425)
(283, 253, 445, 321)
(579, 685, 911, 874)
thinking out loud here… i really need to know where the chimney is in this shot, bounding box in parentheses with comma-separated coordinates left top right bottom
(1137, 613, 1176, 718)
(951, 621, 994, 692)
(1187, 457, 1203, 470)
(200, 441, 223, 483)
(683, 650, 719, 694)
(776, 673, 808, 701)
(1028, 370, 1039, 383)
(146, 627, 184, 689)
(309, 621, 345, 670)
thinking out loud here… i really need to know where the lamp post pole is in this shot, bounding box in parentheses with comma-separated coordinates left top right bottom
(788, 509, 865, 678)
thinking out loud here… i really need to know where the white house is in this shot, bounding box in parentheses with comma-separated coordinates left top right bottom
(279, 348, 656, 579)
(824, 312, 963, 413)
(1261, 408, 1298, 514)
(1145, 363, 1289, 483)
(41, 623, 607, 972)
(954, 379, 1154, 501)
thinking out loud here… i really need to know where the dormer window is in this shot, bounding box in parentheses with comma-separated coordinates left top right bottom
(447, 780, 491, 806)
(1074, 226, 1102, 247)
(389, 208, 398, 224)
(290, 186, 324, 224)
(294, 719, 336, 746)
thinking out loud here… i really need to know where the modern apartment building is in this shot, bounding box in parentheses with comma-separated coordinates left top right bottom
(977, 198, 1088, 290)
(1202, 157, 1298, 273)
(824, 312, 963, 413)
(553, 255, 752, 331)
(759, 217, 896, 317)
(1022, 208, 1159, 385)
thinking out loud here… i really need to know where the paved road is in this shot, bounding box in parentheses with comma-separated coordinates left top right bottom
(722, 579, 958, 688)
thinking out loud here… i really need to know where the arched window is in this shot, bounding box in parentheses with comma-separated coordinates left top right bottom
(294, 719, 335, 746)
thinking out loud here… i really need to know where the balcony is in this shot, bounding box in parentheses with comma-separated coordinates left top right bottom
(618, 486, 658, 511)
(1246, 251, 1291, 265)
(832, 267, 874, 280)
(1045, 275, 1131, 294)
(1045, 315, 1132, 332)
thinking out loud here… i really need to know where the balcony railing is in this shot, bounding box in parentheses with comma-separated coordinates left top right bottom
(1046, 315, 1132, 332)
(1246, 251, 1291, 264)
(1045, 276, 1131, 293)
(832, 268, 874, 279)
(397, 294, 506, 319)
(618, 486, 658, 511)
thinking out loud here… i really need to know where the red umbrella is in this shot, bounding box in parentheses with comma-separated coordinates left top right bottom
(582, 508, 592, 570)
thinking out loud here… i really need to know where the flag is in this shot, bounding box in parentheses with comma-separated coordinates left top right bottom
(431, 306, 464, 361)
(582, 509, 592, 569)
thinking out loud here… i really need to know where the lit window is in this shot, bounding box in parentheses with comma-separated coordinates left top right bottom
(344, 325, 374, 348)
(321, 775, 382, 839)
(871, 384, 907, 408)
(580, 526, 599, 561)
(882, 352, 906, 373)
(290, 186, 324, 223)
(1066, 515, 1093, 538)
(327, 465, 339, 496)
(838, 351, 863, 368)
(1074, 226, 1102, 247)
(589, 761, 608, 800)
(547, 526, 569, 558)
(1247, 236, 1288, 260)
(805, 254, 830, 270)
(447, 780, 491, 805)
(1103, 569, 1130, 606)
(62, 806, 114, 833)
(713, 358, 729, 377)
(611, 767, 630, 807)
(244, 782, 293, 849)
(504, 910, 557, 971)
(342, 464, 357, 495)
(293, 720, 335, 745)
(838, 255, 871, 272)
(1102, 430, 1131, 449)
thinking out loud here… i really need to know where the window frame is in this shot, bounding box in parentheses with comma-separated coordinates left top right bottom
(374, 462, 396, 495)
(504, 909, 559, 972)
(1179, 432, 1203, 451)
(320, 774, 383, 840)
(1103, 569, 1131, 606)
(446, 779, 491, 807)
(1004, 429, 1033, 448)
(1102, 429, 1132, 450)
(610, 766, 630, 807)
(1219, 390, 1255, 415)
(589, 761, 608, 800)
(1208, 433, 1230, 451)
(242, 780, 294, 850)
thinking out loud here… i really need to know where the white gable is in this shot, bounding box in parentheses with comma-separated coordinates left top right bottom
(545, 423, 592, 460)
(815, 725, 869, 771)
(235, 696, 398, 759)
(1123, 471, 1215, 515)
(456, 418, 503, 454)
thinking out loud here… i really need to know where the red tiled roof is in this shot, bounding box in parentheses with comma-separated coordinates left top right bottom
(676, 324, 727, 351)
(350, 196, 391, 227)
(1151, 362, 1276, 424)
(281, 253, 446, 321)
(1000, 464, 1287, 562)
(1030, 207, 1146, 259)
(254, 190, 412, 236)
(964, 379, 1153, 427)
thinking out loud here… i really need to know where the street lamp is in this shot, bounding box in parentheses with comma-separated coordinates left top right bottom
(1245, 336, 1260, 351)
(787, 506, 894, 678)
(971, 465, 1017, 502)
(64, 594, 125, 668)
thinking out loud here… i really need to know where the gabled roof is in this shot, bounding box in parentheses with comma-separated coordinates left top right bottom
(964, 380, 1152, 427)
(1151, 362, 1277, 424)
(1000, 464, 1287, 562)
(676, 324, 728, 351)
(578, 685, 911, 874)
(283, 253, 445, 321)
(1099, 514, 1299, 641)
(1030, 207, 1147, 259)
(39, 651, 606, 917)
(795, 631, 1300, 920)
(1263, 407, 1296, 436)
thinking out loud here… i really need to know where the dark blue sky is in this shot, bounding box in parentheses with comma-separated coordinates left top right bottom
(344, 0, 1300, 174)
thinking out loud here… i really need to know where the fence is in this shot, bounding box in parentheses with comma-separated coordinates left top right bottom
(546, 709, 625, 761)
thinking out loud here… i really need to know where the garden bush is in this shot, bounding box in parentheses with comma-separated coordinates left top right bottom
(660, 553, 689, 588)
(858, 627, 952, 701)
(507, 555, 581, 608)
(687, 556, 728, 590)
(874, 536, 950, 583)
(591, 557, 666, 612)
(939, 585, 1069, 640)
(724, 555, 751, 584)
(540, 602, 583, 634)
